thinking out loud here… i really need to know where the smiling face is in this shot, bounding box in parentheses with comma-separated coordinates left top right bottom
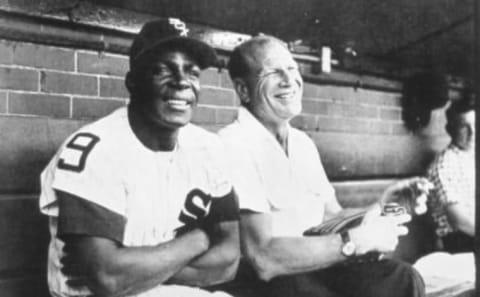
(242, 41, 303, 125)
(131, 50, 201, 130)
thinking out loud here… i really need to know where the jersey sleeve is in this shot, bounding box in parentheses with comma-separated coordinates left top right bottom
(57, 191, 126, 243)
(52, 132, 127, 216)
(208, 188, 239, 223)
(40, 131, 127, 241)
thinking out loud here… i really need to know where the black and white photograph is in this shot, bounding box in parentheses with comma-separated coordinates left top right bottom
(0, 1, 477, 297)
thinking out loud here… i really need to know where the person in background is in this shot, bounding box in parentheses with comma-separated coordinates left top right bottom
(217, 35, 426, 297)
(427, 90, 475, 253)
(39, 18, 239, 297)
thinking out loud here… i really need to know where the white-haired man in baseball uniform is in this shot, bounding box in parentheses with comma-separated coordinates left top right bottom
(40, 18, 239, 297)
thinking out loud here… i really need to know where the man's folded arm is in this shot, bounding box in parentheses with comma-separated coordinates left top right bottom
(168, 189, 241, 286)
(57, 190, 210, 297)
(167, 220, 240, 286)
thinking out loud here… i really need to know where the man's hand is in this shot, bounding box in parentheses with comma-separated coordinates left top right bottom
(167, 220, 239, 286)
(349, 204, 411, 255)
(380, 177, 433, 215)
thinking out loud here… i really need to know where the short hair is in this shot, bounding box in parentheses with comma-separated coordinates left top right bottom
(446, 87, 475, 123)
(227, 35, 287, 80)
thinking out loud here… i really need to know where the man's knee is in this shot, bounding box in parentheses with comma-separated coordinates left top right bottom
(384, 259, 425, 296)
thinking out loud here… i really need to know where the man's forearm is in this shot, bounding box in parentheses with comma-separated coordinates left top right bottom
(70, 229, 210, 297)
(167, 250, 239, 287)
(167, 222, 240, 286)
(247, 234, 346, 281)
(242, 205, 406, 281)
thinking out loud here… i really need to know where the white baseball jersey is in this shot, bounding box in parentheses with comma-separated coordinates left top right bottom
(39, 107, 237, 297)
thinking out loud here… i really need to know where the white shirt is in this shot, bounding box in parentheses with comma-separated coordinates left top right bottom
(218, 107, 337, 236)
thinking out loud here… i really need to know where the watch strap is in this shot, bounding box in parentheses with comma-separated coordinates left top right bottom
(340, 230, 356, 257)
(340, 229, 350, 244)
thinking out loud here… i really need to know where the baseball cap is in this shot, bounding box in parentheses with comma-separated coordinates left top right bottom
(129, 18, 217, 70)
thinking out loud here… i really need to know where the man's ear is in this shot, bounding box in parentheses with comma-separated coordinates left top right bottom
(125, 71, 136, 94)
(233, 78, 250, 105)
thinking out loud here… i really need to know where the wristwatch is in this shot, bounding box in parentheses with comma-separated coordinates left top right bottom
(340, 230, 356, 257)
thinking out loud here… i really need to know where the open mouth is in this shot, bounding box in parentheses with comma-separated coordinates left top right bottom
(275, 92, 296, 100)
(166, 99, 192, 111)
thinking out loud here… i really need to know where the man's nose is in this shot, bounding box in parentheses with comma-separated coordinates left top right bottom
(279, 70, 295, 87)
(171, 70, 190, 89)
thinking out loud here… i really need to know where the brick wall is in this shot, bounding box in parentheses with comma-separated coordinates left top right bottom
(0, 39, 128, 120)
(0, 39, 240, 126)
(0, 37, 450, 181)
(293, 83, 406, 135)
(0, 38, 447, 134)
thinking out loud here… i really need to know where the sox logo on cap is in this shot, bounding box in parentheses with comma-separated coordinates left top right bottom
(169, 18, 189, 37)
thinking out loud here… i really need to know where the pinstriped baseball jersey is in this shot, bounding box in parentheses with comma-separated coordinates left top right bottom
(39, 107, 237, 297)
